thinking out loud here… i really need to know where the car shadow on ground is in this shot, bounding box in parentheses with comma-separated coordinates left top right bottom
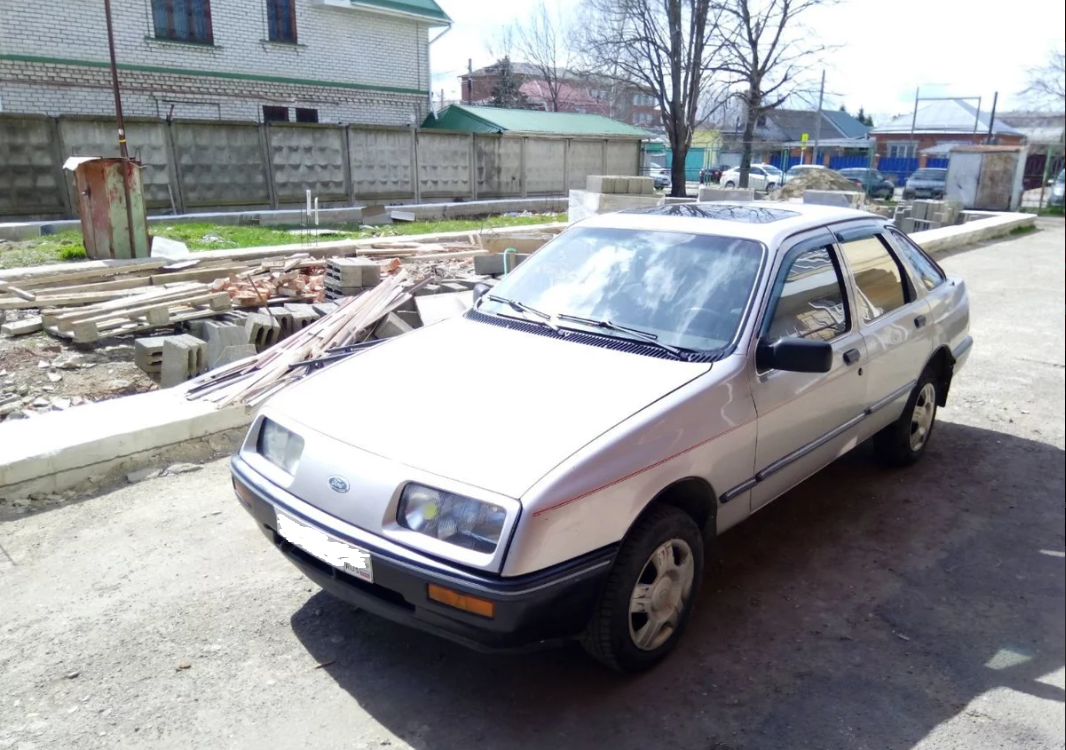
(290, 420, 1064, 750)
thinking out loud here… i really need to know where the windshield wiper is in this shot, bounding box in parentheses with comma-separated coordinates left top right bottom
(555, 313, 685, 359)
(483, 294, 558, 329)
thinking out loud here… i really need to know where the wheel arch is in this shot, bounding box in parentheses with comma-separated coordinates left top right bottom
(924, 345, 955, 406)
(634, 476, 718, 539)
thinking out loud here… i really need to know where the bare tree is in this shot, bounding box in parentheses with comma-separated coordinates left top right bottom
(1023, 47, 1066, 108)
(717, 0, 832, 188)
(508, 1, 575, 112)
(577, 0, 725, 197)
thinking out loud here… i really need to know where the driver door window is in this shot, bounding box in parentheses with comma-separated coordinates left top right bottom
(766, 247, 849, 343)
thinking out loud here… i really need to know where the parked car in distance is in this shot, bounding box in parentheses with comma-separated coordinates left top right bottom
(231, 202, 971, 673)
(782, 164, 826, 184)
(903, 168, 948, 200)
(1047, 168, 1065, 208)
(699, 165, 730, 184)
(649, 167, 671, 190)
(720, 164, 781, 192)
(839, 167, 895, 200)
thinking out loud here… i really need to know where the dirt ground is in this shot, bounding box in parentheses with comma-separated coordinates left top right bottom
(0, 221, 1063, 750)
(0, 326, 156, 422)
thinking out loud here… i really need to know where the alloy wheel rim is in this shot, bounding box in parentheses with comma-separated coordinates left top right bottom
(628, 538, 695, 651)
(909, 382, 937, 452)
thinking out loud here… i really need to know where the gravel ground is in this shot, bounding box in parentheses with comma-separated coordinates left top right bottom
(1, 221, 1063, 750)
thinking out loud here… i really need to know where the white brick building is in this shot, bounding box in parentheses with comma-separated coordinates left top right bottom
(0, 0, 449, 125)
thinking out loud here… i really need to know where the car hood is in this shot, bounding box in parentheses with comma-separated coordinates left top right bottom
(268, 315, 710, 499)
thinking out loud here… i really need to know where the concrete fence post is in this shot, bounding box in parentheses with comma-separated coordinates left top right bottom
(260, 123, 279, 210)
(49, 117, 74, 219)
(340, 125, 355, 206)
(470, 132, 478, 201)
(162, 121, 186, 215)
(564, 138, 571, 193)
(520, 137, 528, 198)
(411, 129, 422, 204)
(601, 140, 608, 174)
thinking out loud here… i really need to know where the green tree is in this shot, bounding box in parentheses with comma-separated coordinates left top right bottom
(491, 57, 529, 108)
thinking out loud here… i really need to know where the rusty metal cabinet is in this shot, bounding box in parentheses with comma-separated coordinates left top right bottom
(65, 156, 149, 259)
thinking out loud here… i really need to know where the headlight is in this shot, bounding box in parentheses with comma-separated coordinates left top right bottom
(257, 419, 304, 474)
(397, 483, 507, 554)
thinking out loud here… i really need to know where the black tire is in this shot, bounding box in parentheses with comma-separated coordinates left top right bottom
(581, 505, 704, 673)
(766, 182, 777, 193)
(873, 371, 939, 467)
(724, 181, 736, 188)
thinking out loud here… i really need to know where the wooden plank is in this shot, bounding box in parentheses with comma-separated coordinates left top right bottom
(1, 316, 43, 337)
(45, 284, 206, 328)
(0, 281, 35, 301)
(5, 260, 169, 288)
(57, 289, 224, 333)
(1, 287, 155, 311)
(148, 266, 249, 285)
(28, 276, 151, 296)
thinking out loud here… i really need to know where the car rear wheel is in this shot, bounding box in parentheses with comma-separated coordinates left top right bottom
(581, 505, 703, 672)
(724, 181, 736, 188)
(874, 373, 938, 467)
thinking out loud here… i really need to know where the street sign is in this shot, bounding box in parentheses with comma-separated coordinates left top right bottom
(801, 133, 809, 143)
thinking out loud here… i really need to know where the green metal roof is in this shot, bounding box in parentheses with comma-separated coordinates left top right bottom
(422, 105, 650, 138)
(351, 0, 450, 23)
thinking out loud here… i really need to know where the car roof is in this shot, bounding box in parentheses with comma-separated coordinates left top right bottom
(576, 201, 883, 247)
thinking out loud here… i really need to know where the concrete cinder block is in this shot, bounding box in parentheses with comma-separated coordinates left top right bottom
(160, 335, 207, 388)
(373, 312, 414, 339)
(395, 309, 423, 329)
(327, 257, 381, 288)
(211, 344, 258, 368)
(283, 303, 318, 334)
(473, 252, 531, 277)
(133, 335, 170, 374)
(244, 312, 281, 351)
(627, 177, 655, 195)
(192, 320, 250, 369)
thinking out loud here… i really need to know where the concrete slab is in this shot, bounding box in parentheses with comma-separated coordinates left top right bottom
(911, 211, 1036, 256)
(698, 187, 756, 202)
(803, 190, 864, 208)
(414, 291, 473, 326)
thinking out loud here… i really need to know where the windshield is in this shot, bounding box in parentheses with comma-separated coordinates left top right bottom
(477, 227, 764, 352)
(764, 166, 783, 176)
(1057, 169, 1065, 184)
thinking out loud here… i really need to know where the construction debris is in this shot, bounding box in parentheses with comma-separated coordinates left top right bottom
(186, 274, 422, 408)
(770, 169, 864, 200)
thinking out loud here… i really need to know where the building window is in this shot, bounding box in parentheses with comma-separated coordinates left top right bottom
(632, 93, 655, 107)
(263, 105, 289, 123)
(266, 0, 297, 43)
(151, 0, 213, 44)
(888, 143, 916, 158)
(295, 108, 318, 123)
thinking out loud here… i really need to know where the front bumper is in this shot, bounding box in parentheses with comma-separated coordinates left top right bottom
(231, 457, 614, 651)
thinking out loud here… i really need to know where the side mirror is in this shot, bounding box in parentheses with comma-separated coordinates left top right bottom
(756, 337, 832, 373)
(472, 282, 492, 305)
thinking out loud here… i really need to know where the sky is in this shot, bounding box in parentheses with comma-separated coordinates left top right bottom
(428, 0, 1066, 124)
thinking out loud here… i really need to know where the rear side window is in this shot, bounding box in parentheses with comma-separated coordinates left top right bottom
(766, 246, 849, 342)
(885, 229, 946, 292)
(839, 235, 909, 323)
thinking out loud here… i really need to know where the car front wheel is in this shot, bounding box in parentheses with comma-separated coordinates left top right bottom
(874, 373, 938, 466)
(581, 505, 704, 672)
(724, 181, 736, 188)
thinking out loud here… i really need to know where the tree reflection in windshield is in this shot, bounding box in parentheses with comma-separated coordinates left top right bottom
(481, 227, 764, 352)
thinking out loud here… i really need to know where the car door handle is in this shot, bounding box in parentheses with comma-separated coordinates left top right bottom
(914, 314, 928, 329)
(843, 348, 861, 365)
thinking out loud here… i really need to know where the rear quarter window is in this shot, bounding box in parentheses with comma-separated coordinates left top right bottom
(885, 229, 947, 292)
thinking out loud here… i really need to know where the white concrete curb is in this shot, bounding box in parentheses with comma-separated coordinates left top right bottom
(0, 388, 253, 500)
(913, 211, 1035, 255)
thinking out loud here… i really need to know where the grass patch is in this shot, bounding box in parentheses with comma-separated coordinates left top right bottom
(0, 213, 563, 270)
(1009, 224, 1038, 236)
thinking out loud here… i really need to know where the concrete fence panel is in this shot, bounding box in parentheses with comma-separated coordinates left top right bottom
(417, 131, 471, 199)
(568, 140, 605, 190)
(525, 138, 567, 196)
(0, 114, 67, 218)
(267, 123, 348, 205)
(172, 121, 271, 209)
(57, 117, 174, 211)
(474, 134, 523, 198)
(606, 141, 640, 177)
(347, 126, 414, 201)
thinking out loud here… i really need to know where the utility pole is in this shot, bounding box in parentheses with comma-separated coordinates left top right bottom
(985, 91, 998, 144)
(103, 0, 137, 256)
(811, 70, 825, 165)
(466, 59, 473, 103)
(909, 86, 920, 157)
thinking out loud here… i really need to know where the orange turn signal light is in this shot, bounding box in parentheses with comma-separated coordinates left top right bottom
(427, 584, 496, 619)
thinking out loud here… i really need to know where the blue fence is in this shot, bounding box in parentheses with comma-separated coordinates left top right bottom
(927, 158, 950, 169)
(877, 157, 920, 185)
(829, 155, 871, 170)
(768, 154, 802, 170)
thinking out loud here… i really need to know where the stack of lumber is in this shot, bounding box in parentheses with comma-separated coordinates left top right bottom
(41, 283, 233, 343)
(186, 274, 420, 408)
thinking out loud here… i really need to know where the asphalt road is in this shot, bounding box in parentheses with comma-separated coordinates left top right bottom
(2, 221, 1063, 750)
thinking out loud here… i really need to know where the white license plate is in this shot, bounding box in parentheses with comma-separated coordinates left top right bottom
(276, 511, 374, 584)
